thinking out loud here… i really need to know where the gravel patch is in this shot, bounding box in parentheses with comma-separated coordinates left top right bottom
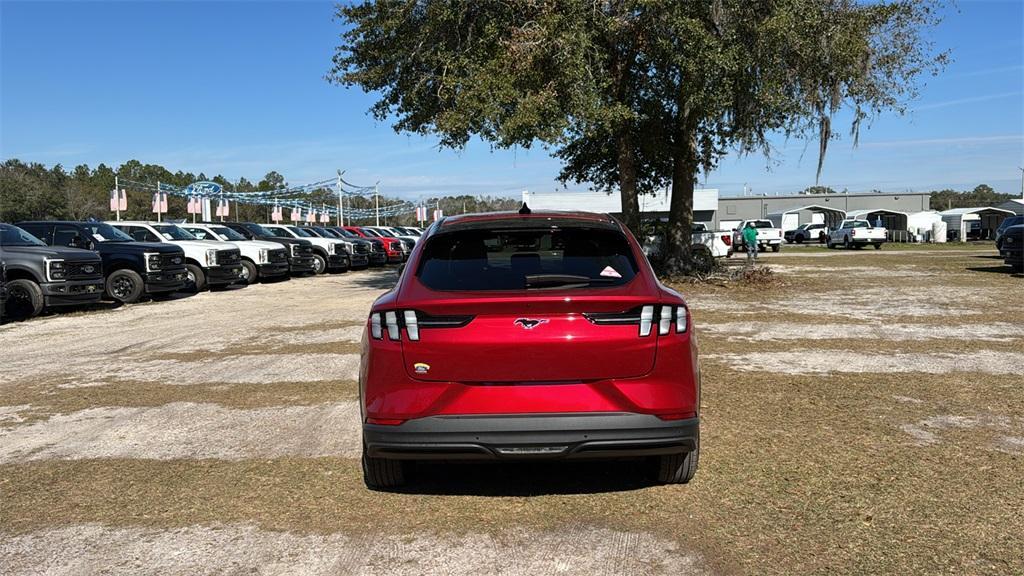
(0, 523, 707, 576)
(769, 264, 940, 277)
(0, 402, 361, 463)
(698, 321, 1022, 342)
(0, 405, 33, 425)
(994, 436, 1024, 454)
(707, 350, 1024, 375)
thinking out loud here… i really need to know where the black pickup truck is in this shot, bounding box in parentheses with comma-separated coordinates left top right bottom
(18, 221, 188, 303)
(221, 222, 317, 275)
(1, 223, 105, 319)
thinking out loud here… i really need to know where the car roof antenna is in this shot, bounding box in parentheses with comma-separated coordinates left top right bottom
(518, 202, 531, 215)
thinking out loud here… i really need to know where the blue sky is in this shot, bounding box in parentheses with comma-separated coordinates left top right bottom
(1, 0, 1021, 199)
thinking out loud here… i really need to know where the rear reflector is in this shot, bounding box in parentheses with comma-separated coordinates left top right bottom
(656, 413, 691, 421)
(367, 417, 405, 426)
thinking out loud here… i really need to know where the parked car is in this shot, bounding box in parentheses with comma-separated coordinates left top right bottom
(1000, 224, 1024, 272)
(220, 222, 317, 276)
(305, 226, 371, 269)
(365, 226, 416, 255)
(181, 223, 289, 284)
(262, 224, 350, 274)
(327, 226, 388, 266)
(344, 226, 405, 263)
(826, 219, 887, 250)
(17, 220, 187, 303)
(643, 227, 733, 262)
(1, 223, 105, 319)
(732, 220, 783, 252)
(108, 221, 243, 291)
(784, 223, 829, 244)
(995, 215, 1024, 256)
(359, 210, 700, 489)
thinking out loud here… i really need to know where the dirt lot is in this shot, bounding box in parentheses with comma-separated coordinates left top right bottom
(1, 246, 1022, 575)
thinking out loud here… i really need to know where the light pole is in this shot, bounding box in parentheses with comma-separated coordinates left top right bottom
(374, 182, 380, 226)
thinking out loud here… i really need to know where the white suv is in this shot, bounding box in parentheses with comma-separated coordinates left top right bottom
(108, 221, 243, 291)
(181, 223, 290, 284)
(262, 224, 350, 274)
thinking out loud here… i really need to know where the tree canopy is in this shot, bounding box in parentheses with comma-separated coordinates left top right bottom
(329, 0, 947, 274)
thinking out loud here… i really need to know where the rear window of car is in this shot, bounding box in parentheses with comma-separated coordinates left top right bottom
(416, 227, 639, 291)
(751, 221, 774, 228)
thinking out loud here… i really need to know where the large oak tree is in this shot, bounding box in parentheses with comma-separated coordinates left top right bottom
(330, 0, 945, 274)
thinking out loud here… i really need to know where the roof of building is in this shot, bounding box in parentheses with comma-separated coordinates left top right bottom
(766, 204, 847, 216)
(845, 209, 908, 218)
(938, 207, 1015, 216)
(722, 191, 932, 200)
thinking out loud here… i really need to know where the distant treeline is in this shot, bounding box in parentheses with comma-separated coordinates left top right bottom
(0, 159, 519, 225)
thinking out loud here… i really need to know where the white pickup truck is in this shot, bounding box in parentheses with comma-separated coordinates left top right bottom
(108, 221, 243, 291)
(827, 219, 887, 249)
(643, 225, 733, 261)
(733, 220, 783, 253)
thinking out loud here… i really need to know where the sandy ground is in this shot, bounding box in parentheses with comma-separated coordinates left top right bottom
(2, 249, 1022, 575)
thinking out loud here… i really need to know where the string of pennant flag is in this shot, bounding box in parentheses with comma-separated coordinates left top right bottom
(110, 176, 442, 222)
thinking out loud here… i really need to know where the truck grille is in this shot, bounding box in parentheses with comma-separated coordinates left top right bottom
(353, 243, 370, 254)
(268, 249, 288, 263)
(66, 260, 104, 279)
(160, 253, 186, 269)
(298, 245, 313, 255)
(371, 242, 386, 253)
(216, 249, 241, 265)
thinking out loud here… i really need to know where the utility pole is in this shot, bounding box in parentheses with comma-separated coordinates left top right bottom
(156, 181, 162, 222)
(1018, 167, 1023, 200)
(114, 176, 121, 221)
(374, 182, 380, 226)
(336, 170, 345, 227)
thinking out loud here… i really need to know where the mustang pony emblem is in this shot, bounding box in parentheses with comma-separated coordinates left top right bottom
(514, 318, 548, 330)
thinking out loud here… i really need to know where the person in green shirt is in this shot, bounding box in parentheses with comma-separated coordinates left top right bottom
(742, 222, 759, 262)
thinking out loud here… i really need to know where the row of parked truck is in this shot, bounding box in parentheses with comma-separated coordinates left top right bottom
(0, 220, 424, 321)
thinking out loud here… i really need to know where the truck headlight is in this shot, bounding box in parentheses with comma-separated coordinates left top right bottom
(46, 259, 66, 281)
(145, 252, 161, 272)
(259, 248, 269, 264)
(205, 248, 218, 266)
(291, 244, 300, 257)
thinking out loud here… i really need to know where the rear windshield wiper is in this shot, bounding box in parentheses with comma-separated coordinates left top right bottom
(524, 274, 618, 289)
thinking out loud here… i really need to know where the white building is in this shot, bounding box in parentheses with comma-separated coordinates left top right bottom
(522, 189, 720, 227)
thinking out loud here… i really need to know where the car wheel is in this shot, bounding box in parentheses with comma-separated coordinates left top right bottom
(4, 279, 44, 320)
(874, 243, 882, 250)
(240, 259, 259, 284)
(771, 244, 781, 253)
(795, 234, 804, 244)
(106, 269, 144, 303)
(185, 264, 207, 292)
(310, 254, 327, 275)
(826, 238, 834, 249)
(362, 449, 405, 490)
(844, 236, 852, 249)
(656, 444, 699, 484)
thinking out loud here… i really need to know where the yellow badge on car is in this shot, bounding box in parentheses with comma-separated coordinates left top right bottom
(413, 362, 430, 374)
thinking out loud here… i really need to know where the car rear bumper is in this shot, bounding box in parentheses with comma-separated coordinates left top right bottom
(363, 413, 698, 460)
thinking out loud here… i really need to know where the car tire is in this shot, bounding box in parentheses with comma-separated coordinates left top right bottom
(106, 269, 145, 303)
(185, 264, 207, 292)
(771, 244, 781, 253)
(826, 238, 834, 249)
(240, 259, 259, 284)
(656, 444, 699, 484)
(310, 253, 327, 275)
(362, 450, 405, 490)
(795, 234, 804, 244)
(4, 279, 44, 320)
(874, 243, 883, 250)
(844, 236, 852, 249)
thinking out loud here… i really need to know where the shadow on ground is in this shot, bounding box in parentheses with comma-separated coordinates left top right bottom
(392, 459, 660, 496)
(346, 269, 400, 290)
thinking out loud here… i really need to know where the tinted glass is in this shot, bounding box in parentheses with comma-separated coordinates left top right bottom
(265, 227, 291, 238)
(53, 225, 87, 247)
(209, 225, 246, 241)
(752, 221, 774, 228)
(151, 224, 196, 240)
(417, 227, 639, 291)
(288, 226, 314, 237)
(0, 224, 47, 246)
(361, 228, 381, 237)
(17, 223, 52, 243)
(82, 223, 133, 242)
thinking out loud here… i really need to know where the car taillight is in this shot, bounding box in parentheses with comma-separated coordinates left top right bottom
(369, 310, 474, 341)
(721, 234, 731, 246)
(585, 304, 689, 336)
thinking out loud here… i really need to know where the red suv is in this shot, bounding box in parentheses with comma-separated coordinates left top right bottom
(359, 209, 699, 489)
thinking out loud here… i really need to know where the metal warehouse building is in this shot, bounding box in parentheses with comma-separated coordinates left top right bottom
(523, 189, 933, 232)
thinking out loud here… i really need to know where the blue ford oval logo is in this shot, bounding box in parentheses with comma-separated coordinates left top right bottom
(82, 265, 96, 274)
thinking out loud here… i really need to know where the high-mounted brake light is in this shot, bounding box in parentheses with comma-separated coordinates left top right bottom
(370, 313, 383, 339)
(639, 305, 654, 337)
(676, 306, 688, 333)
(658, 305, 673, 335)
(385, 311, 400, 340)
(403, 310, 419, 341)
